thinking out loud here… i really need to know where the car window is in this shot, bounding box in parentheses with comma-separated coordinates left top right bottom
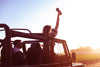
(54, 43, 68, 62)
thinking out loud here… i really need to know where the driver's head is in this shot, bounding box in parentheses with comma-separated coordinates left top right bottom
(43, 25, 52, 35)
(13, 40, 23, 49)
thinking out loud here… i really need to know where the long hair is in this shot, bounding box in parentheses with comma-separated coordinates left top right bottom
(43, 25, 51, 35)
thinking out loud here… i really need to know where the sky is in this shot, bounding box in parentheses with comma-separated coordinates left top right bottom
(0, 0, 100, 49)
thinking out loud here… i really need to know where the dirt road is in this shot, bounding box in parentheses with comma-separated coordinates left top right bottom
(79, 59, 100, 67)
(81, 59, 100, 67)
(86, 62, 100, 67)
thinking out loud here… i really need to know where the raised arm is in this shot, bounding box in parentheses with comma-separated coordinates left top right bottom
(51, 8, 62, 37)
(55, 8, 62, 30)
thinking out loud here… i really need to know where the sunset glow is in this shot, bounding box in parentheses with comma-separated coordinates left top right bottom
(0, 0, 100, 49)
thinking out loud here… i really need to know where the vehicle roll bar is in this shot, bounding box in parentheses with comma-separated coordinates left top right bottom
(0, 24, 12, 67)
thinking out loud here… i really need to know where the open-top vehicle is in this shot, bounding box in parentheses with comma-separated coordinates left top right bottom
(0, 24, 85, 67)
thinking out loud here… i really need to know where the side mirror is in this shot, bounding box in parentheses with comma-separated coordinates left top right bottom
(72, 52, 76, 62)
